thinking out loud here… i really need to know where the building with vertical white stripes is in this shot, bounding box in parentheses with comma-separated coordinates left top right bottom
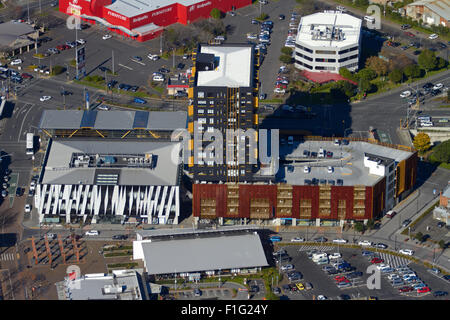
(35, 139, 182, 225)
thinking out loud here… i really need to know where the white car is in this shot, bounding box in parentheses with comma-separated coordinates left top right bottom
(284, 42, 295, 48)
(77, 39, 86, 44)
(24, 204, 31, 212)
(433, 83, 443, 90)
(358, 240, 372, 246)
(10, 59, 22, 65)
(40, 96, 51, 102)
(332, 238, 348, 244)
(400, 90, 411, 98)
(274, 87, 285, 94)
(376, 263, 390, 270)
(327, 166, 334, 174)
(280, 264, 294, 271)
(247, 33, 257, 40)
(291, 237, 305, 242)
(399, 249, 414, 256)
(428, 33, 438, 40)
(102, 34, 112, 40)
(317, 295, 327, 300)
(147, 54, 159, 61)
(153, 75, 164, 82)
(85, 230, 99, 236)
(421, 121, 433, 127)
(303, 166, 310, 173)
(329, 252, 342, 259)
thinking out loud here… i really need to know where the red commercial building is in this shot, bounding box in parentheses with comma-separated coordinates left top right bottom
(59, 0, 251, 42)
(192, 139, 417, 227)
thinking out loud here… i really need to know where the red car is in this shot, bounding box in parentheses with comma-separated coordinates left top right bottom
(21, 73, 33, 79)
(334, 275, 346, 281)
(371, 257, 384, 264)
(398, 286, 413, 293)
(417, 287, 430, 293)
(56, 45, 65, 50)
(63, 44, 71, 50)
(404, 31, 415, 37)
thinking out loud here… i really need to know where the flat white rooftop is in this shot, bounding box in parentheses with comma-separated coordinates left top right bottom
(296, 11, 362, 48)
(105, 0, 205, 18)
(197, 45, 253, 88)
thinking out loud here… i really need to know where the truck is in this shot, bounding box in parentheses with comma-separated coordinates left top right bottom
(26, 133, 34, 155)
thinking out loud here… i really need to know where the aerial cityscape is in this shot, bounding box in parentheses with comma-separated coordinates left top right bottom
(0, 0, 449, 307)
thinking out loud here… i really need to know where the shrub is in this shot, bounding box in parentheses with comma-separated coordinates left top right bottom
(210, 8, 222, 20)
(429, 139, 450, 164)
(51, 65, 64, 76)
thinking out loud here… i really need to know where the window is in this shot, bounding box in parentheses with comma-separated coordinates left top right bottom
(198, 109, 204, 114)
(207, 109, 214, 114)
(209, 118, 214, 124)
(315, 58, 336, 63)
(315, 66, 336, 71)
(295, 43, 313, 53)
(338, 46, 358, 55)
(296, 60, 313, 70)
(295, 52, 313, 61)
(198, 91, 205, 98)
(315, 50, 336, 55)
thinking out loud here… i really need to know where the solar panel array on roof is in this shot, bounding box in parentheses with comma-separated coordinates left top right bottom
(133, 111, 149, 129)
(39, 110, 187, 131)
(80, 111, 98, 128)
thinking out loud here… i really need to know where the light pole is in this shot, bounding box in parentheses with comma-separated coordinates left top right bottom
(61, 86, 66, 109)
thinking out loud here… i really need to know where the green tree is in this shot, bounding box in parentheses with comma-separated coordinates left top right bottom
(438, 239, 446, 249)
(389, 69, 403, 83)
(354, 222, 365, 233)
(279, 55, 293, 64)
(357, 68, 377, 81)
(210, 8, 222, 20)
(366, 219, 375, 230)
(430, 139, 450, 163)
(359, 78, 372, 93)
(403, 64, 421, 79)
(281, 47, 293, 56)
(418, 49, 438, 73)
(413, 132, 431, 154)
(51, 65, 64, 76)
(339, 67, 356, 81)
(437, 57, 447, 69)
(414, 232, 424, 242)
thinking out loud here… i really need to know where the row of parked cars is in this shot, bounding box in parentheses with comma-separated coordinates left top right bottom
(284, 12, 300, 48)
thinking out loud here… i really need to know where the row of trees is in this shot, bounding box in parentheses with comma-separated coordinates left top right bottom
(339, 49, 447, 94)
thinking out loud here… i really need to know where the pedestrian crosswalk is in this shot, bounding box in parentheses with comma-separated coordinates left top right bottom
(297, 245, 336, 252)
(0, 253, 15, 261)
(377, 252, 411, 268)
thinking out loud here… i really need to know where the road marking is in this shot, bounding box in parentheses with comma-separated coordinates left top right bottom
(118, 63, 133, 70)
(0, 253, 15, 261)
(17, 104, 34, 142)
(131, 59, 146, 66)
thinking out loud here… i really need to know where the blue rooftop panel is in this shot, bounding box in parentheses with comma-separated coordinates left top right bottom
(133, 111, 149, 129)
(80, 111, 98, 128)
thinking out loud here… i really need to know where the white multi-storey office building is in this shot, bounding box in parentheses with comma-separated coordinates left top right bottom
(294, 11, 362, 74)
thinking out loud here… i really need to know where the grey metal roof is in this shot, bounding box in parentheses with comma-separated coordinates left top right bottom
(0, 20, 36, 37)
(42, 139, 181, 186)
(136, 225, 261, 239)
(39, 110, 187, 130)
(140, 232, 269, 275)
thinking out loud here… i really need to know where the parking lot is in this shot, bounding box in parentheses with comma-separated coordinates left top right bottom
(273, 245, 449, 300)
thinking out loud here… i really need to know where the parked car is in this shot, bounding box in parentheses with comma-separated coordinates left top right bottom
(112, 234, 127, 240)
(314, 237, 327, 243)
(291, 237, 305, 242)
(400, 90, 412, 98)
(358, 240, 372, 246)
(332, 238, 347, 244)
(433, 291, 448, 297)
(24, 204, 31, 212)
(428, 33, 438, 40)
(10, 59, 22, 65)
(374, 243, 388, 249)
(85, 230, 99, 236)
(399, 249, 414, 256)
(281, 264, 294, 271)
